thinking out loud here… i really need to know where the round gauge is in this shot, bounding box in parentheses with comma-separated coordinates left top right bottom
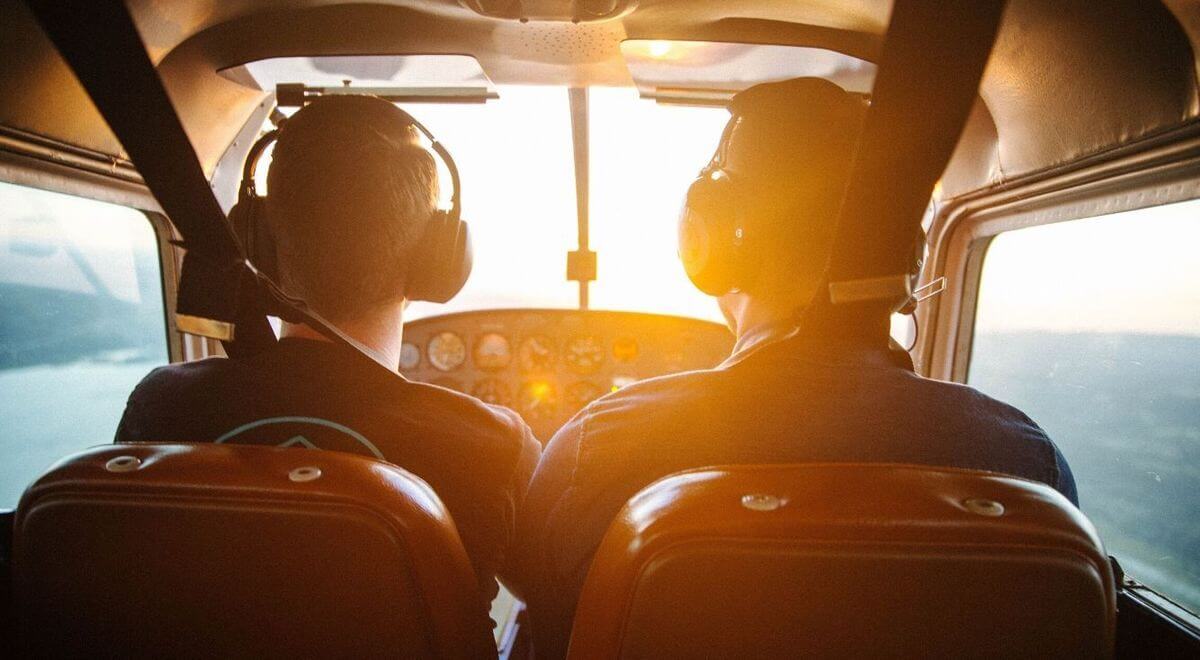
(474, 332, 512, 370)
(518, 335, 557, 373)
(566, 380, 606, 410)
(427, 331, 466, 372)
(398, 341, 421, 371)
(565, 335, 605, 374)
(518, 379, 559, 420)
(612, 336, 639, 362)
(471, 378, 512, 407)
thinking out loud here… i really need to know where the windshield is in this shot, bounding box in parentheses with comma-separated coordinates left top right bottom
(401, 86, 728, 322)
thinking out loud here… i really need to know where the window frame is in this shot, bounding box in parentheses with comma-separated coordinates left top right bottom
(916, 123, 1200, 384)
(916, 121, 1200, 632)
(144, 210, 183, 363)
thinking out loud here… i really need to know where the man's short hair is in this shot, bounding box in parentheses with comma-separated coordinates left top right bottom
(266, 95, 439, 322)
(722, 78, 867, 267)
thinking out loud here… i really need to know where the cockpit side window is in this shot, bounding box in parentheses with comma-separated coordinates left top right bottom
(0, 181, 168, 509)
(968, 198, 1200, 617)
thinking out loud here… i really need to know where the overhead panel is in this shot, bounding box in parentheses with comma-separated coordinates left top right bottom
(621, 40, 875, 105)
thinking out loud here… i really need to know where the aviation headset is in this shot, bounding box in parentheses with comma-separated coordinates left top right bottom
(677, 95, 926, 312)
(228, 101, 473, 305)
(676, 115, 758, 297)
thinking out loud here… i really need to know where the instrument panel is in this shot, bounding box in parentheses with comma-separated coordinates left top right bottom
(401, 309, 734, 442)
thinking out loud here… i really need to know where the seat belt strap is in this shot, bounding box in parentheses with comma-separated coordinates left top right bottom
(26, 0, 396, 371)
(27, 0, 245, 332)
(826, 0, 1008, 307)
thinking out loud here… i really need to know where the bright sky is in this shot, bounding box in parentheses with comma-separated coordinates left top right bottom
(975, 198, 1200, 336)
(403, 86, 727, 322)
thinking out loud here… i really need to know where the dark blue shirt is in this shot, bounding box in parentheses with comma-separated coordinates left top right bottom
(116, 337, 541, 618)
(511, 326, 1076, 659)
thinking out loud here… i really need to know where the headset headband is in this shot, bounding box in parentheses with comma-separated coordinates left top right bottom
(239, 105, 462, 223)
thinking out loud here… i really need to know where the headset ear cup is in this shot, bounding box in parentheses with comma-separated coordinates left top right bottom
(249, 198, 278, 281)
(228, 199, 251, 251)
(406, 212, 473, 303)
(229, 194, 277, 281)
(678, 173, 743, 296)
(454, 220, 474, 296)
(678, 199, 721, 295)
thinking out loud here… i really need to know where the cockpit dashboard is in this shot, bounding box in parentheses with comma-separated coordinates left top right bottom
(400, 309, 734, 441)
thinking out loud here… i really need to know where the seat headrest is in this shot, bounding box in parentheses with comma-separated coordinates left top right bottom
(571, 463, 1116, 659)
(14, 443, 497, 658)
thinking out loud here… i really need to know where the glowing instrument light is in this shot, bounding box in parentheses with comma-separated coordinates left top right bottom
(519, 379, 560, 421)
(529, 380, 552, 400)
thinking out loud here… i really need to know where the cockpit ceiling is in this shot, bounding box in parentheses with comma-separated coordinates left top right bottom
(0, 0, 1198, 201)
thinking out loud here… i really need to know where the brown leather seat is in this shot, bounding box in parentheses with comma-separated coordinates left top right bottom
(12, 443, 497, 659)
(568, 463, 1116, 659)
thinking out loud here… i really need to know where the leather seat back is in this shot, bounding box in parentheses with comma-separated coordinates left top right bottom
(13, 443, 497, 659)
(569, 463, 1116, 659)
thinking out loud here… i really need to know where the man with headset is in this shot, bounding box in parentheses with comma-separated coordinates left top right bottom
(510, 78, 1077, 658)
(116, 95, 541, 617)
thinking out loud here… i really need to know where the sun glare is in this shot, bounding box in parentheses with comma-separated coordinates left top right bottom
(648, 40, 672, 58)
(404, 86, 728, 323)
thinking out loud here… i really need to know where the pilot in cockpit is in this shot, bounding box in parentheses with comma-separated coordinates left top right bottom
(510, 77, 1078, 659)
(114, 95, 541, 618)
